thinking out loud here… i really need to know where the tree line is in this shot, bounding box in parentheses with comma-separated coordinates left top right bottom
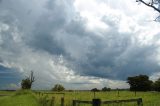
(20, 71, 160, 92)
(127, 74, 160, 92)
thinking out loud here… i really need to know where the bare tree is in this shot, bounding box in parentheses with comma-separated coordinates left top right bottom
(136, 0, 160, 21)
(21, 71, 35, 89)
(30, 71, 35, 87)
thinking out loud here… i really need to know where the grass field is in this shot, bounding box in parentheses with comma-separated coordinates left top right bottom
(0, 90, 40, 106)
(36, 91, 160, 106)
(0, 90, 160, 106)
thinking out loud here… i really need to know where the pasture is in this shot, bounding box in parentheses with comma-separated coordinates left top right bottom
(0, 90, 160, 106)
(0, 90, 40, 106)
(36, 91, 160, 106)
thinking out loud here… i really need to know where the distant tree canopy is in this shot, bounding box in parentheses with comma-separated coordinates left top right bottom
(91, 88, 100, 92)
(136, 0, 160, 21)
(102, 87, 111, 91)
(153, 78, 160, 91)
(21, 71, 35, 89)
(127, 75, 153, 91)
(52, 84, 65, 92)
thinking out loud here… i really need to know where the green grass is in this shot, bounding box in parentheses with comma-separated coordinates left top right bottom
(0, 90, 14, 95)
(1, 90, 160, 106)
(36, 91, 160, 106)
(0, 90, 40, 106)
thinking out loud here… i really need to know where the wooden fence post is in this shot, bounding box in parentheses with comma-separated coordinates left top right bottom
(92, 99, 101, 106)
(50, 97, 55, 106)
(137, 98, 143, 106)
(73, 100, 76, 106)
(61, 97, 64, 106)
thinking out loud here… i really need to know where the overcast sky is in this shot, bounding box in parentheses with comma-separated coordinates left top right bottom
(0, 0, 160, 90)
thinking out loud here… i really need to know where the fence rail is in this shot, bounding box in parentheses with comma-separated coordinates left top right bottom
(102, 98, 142, 104)
(73, 98, 143, 106)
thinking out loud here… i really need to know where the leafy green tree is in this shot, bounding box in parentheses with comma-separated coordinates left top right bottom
(52, 84, 65, 92)
(21, 71, 35, 89)
(154, 78, 160, 91)
(102, 87, 111, 91)
(127, 75, 153, 91)
(91, 88, 100, 92)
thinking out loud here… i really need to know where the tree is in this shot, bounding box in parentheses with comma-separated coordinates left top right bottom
(52, 84, 65, 92)
(136, 0, 160, 21)
(127, 75, 153, 91)
(21, 71, 35, 89)
(154, 78, 160, 91)
(91, 88, 100, 92)
(102, 87, 111, 91)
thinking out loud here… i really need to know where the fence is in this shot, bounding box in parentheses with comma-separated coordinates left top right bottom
(73, 98, 143, 106)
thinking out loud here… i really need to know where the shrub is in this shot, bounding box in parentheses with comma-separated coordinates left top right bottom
(52, 84, 65, 92)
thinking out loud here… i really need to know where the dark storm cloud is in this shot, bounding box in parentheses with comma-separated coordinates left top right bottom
(24, 0, 72, 55)
(67, 17, 160, 80)
(0, 65, 21, 89)
(70, 32, 160, 80)
(28, 25, 66, 55)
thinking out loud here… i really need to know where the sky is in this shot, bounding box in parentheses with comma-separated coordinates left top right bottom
(0, 0, 160, 90)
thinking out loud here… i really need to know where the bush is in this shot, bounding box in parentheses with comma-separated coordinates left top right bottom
(21, 71, 35, 89)
(102, 87, 111, 91)
(21, 78, 32, 89)
(91, 88, 100, 92)
(52, 84, 65, 92)
(154, 78, 160, 91)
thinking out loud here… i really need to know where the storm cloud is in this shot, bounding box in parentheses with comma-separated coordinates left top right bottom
(0, 0, 160, 89)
